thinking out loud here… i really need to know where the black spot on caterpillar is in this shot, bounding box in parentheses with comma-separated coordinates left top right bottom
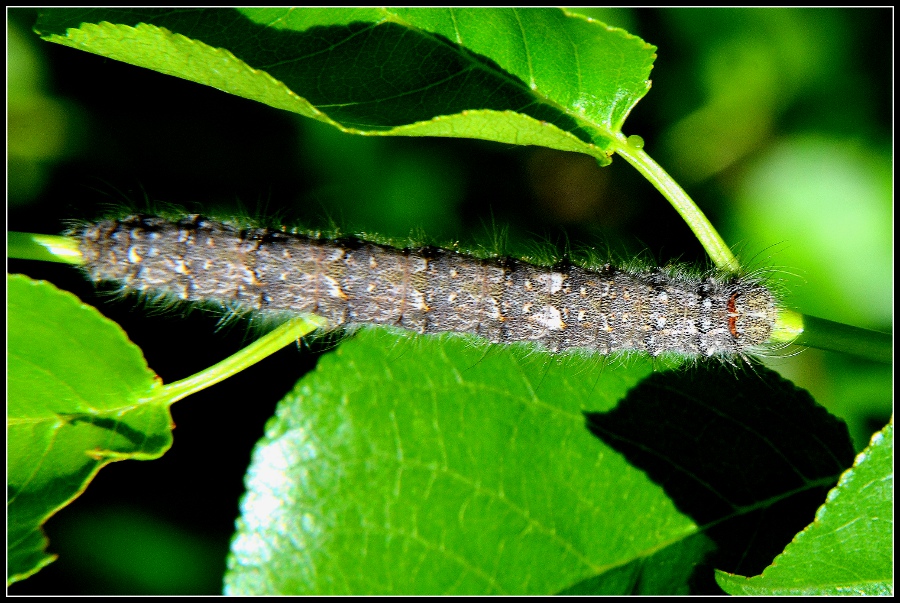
(75, 214, 780, 359)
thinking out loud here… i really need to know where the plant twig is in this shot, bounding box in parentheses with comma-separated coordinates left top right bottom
(775, 311, 892, 364)
(612, 139, 740, 273)
(8, 232, 83, 264)
(153, 316, 328, 406)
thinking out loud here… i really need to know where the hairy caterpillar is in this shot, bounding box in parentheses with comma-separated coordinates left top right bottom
(75, 214, 780, 359)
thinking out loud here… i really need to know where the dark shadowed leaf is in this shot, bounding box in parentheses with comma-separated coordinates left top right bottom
(35, 8, 656, 164)
(716, 420, 893, 596)
(585, 363, 856, 593)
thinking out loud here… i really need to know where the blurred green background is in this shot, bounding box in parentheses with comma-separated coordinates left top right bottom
(8, 8, 891, 594)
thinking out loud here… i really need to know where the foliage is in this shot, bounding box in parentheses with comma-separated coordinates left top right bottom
(7, 275, 167, 583)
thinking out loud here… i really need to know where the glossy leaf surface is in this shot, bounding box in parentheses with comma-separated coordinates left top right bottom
(35, 8, 656, 164)
(225, 328, 855, 594)
(7, 275, 168, 584)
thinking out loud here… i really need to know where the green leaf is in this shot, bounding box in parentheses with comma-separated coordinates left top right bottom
(34, 8, 656, 164)
(715, 420, 894, 596)
(224, 328, 854, 595)
(225, 328, 695, 595)
(7, 274, 170, 584)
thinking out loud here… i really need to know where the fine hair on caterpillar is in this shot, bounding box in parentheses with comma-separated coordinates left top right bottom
(71, 213, 784, 364)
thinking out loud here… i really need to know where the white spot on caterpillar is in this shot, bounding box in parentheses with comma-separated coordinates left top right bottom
(326, 279, 348, 300)
(541, 272, 565, 294)
(534, 305, 565, 331)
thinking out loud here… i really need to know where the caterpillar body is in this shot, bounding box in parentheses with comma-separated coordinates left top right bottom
(76, 214, 779, 359)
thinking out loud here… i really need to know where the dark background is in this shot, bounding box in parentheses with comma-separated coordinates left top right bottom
(8, 8, 892, 594)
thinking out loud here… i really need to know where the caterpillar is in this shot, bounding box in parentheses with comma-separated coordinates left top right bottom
(75, 214, 780, 359)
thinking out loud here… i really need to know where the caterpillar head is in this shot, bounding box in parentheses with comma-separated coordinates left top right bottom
(729, 286, 778, 347)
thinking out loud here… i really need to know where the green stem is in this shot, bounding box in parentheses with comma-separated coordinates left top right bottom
(773, 310, 892, 364)
(8, 232, 83, 264)
(612, 140, 740, 273)
(152, 315, 328, 406)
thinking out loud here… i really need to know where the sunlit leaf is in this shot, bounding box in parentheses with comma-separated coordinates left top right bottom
(35, 8, 656, 164)
(225, 329, 854, 594)
(225, 328, 693, 594)
(7, 274, 169, 584)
